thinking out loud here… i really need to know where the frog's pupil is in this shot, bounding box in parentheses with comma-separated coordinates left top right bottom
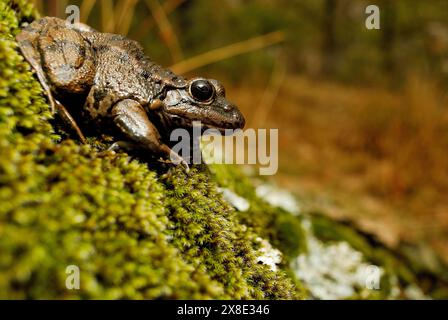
(191, 80, 214, 101)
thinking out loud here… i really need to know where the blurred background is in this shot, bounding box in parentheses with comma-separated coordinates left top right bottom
(34, 0, 448, 264)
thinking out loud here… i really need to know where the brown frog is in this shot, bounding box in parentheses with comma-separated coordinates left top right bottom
(16, 17, 245, 169)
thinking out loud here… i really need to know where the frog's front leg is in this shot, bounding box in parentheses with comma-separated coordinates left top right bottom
(111, 99, 189, 170)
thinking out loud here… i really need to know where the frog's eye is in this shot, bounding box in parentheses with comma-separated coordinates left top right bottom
(189, 79, 215, 102)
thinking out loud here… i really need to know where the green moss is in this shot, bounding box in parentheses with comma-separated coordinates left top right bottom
(0, 0, 302, 299)
(210, 164, 307, 262)
(208, 164, 308, 296)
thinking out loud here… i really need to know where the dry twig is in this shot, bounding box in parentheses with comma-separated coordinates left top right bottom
(170, 31, 285, 75)
(145, 0, 183, 63)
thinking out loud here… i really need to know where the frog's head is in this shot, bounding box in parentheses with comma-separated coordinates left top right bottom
(157, 78, 245, 133)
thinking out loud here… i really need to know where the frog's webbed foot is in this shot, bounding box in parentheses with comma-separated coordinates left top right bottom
(111, 99, 189, 171)
(158, 144, 190, 171)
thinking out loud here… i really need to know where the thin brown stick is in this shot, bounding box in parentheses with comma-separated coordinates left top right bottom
(80, 0, 96, 23)
(47, 0, 62, 17)
(114, 0, 129, 32)
(114, 0, 127, 30)
(100, 0, 115, 33)
(130, 15, 154, 40)
(145, 0, 183, 63)
(253, 55, 286, 128)
(170, 31, 285, 75)
(131, 0, 185, 40)
(60, 0, 68, 17)
(163, 0, 186, 15)
(117, 0, 139, 35)
(33, 0, 43, 14)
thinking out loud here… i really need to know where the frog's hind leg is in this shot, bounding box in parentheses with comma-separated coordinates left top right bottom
(16, 30, 57, 113)
(54, 100, 87, 144)
(20, 41, 88, 143)
(37, 27, 95, 96)
(17, 26, 87, 143)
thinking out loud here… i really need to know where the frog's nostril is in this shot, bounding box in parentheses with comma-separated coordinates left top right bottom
(223, 104, 233, 112)
(233, 111, 245, 129)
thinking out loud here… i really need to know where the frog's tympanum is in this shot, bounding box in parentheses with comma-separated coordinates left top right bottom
(16, 17, 245, 169)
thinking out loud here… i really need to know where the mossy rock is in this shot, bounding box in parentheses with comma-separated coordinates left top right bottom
(3, 0, 442, 301)
(309, 213, 448, 299)
(0, 0, 305, 299)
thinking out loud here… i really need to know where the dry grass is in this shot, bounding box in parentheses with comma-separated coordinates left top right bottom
(169, 31, 285, 75)
(32, 0, 284, 73)
(231, 75, 448, 261)
(145, 0, 183, 63)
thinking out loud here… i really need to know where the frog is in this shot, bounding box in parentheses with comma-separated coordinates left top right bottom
(16, 17, 245, 169)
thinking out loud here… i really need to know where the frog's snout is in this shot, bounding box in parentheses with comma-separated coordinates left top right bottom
(234, 109, 246, 129)
(224, 103, 245, 129)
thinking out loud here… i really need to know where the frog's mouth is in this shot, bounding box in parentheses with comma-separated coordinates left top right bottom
(160, 115, 242, 135)
(162, 108, 245, 134)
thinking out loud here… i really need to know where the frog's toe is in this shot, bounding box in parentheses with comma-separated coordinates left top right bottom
(170, 152, 190, 172)
(181, 159, 190, 172)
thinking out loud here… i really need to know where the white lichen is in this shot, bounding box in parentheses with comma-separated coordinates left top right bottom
(255, 237, 282, 272)
(255, 184, 300, 215)
(404, 284, 430, 300)
(291, 219, 382, 299)
(217, 187, 250, 212)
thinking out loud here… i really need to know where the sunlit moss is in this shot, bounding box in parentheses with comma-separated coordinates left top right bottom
(209, 164, 307, 262)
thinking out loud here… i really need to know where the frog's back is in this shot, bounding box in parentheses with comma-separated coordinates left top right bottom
(17, 17, 186, 113)
(84, 31, 185, 104)
(17, 17, 94, 44)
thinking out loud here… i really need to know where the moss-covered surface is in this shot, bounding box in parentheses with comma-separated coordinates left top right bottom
(2, 0, 446, 300)
(309, 213, 448, 299)
(0, 0, 304, 299)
